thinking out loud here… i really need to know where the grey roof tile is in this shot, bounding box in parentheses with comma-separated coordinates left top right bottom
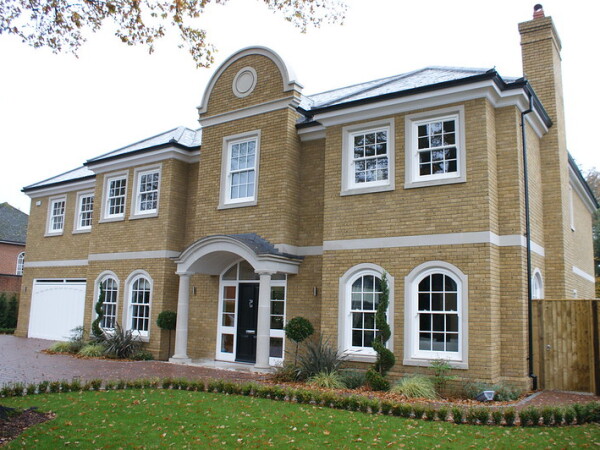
(0, 203, 28, 244)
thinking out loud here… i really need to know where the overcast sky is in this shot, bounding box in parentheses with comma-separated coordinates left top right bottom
(1, 0, 598, 214)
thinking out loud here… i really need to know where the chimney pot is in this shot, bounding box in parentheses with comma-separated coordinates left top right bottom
(533, 4, 545, 19)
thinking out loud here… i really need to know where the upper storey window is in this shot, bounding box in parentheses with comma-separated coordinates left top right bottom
(75, 191, 94, 232)
(133, 167, 161, 217)
(341, 119, 395, 196)
(405, 107, 466, 189)
(220, 131, 261, 208)
(47, 196, 66, 235)
(102, 173, 127, 221)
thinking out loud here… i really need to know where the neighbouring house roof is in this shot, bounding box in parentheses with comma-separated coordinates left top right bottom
(0, 203, 28, 244)
(22, 127, 201, 193)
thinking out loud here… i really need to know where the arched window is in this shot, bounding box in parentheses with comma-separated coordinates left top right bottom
(99, 276, 119, 329)
(15, 252, 25, 275)
(339, 264, 393, 361)
(127, 274, 152, 337)
(532, 270, 544, 299)
(405, 262, 467, 368)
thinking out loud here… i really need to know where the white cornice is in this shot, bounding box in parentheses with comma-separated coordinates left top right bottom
(573, 266, 595, 283)
(310, 81, 549, 138)
(87, 147, 200, 174)
(25, 179, 96, 199)
(89, 250, 181, 261)
(297, 125, 326, 142)
(569, 165, 598, 214)
(25, 259, 89, 268)
(199, 97, 300, 128)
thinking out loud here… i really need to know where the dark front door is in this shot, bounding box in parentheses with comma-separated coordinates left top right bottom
(236, 283, 259, 363)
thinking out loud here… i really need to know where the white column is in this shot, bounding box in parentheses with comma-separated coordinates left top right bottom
(254, 271, 274, 369)
(170, 272, 192, 364)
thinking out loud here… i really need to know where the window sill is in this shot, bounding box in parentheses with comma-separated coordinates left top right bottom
(129, 212, 159, 220)
(341, 350, 377, 363)
(404, 176, 465, 190)
(99, 216, 125, 224)
(218, 199, 258, 210)
(44, 231, 64, 237)
(403, 356, 467, 370)
(340, 183, 394, 196)
(72, 229, 91, 234)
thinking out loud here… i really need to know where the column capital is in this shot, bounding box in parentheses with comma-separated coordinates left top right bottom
(176, 271, 193, 277)
(255, 270, 276, 277)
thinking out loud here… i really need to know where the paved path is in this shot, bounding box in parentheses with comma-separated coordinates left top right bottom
(1, 336, 599, 409)
(0, 335, 264, 385)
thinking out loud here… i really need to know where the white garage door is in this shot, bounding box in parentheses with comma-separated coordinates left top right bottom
(28, 279, 86, 341)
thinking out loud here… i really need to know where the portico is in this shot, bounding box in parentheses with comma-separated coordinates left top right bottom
(170, 234, 301, 369)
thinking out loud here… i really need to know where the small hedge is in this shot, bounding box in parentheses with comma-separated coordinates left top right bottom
(1, 377, 599, 427)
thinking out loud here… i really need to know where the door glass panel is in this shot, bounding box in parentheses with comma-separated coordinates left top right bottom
(239, 261, 259, 280)
(221, 334, 234, 353)
(223, 265, 237, 280)
(270, 337, 283, 358)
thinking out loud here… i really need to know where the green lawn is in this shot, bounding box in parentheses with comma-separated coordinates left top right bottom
(2, 390, 599, 448)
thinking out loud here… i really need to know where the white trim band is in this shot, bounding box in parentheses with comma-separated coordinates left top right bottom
(89, 250, 181, 261)
(323, 232, 545, 256)
(25, 259, 89, 268)
(573, 266, 595, 283)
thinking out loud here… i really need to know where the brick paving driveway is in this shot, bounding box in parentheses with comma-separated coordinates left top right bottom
(0, 335, 264, 385)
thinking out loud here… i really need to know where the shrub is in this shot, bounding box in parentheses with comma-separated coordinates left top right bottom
(466, 407, 489, 425)
(519, 407, 540, 427)
(437, 407, 449, 422)
(105, 380, 116, 390)
(391, 404, 412, 418)
(298, 335, 340, 379)
(26, 383, 36, 395)
(391, 375, 437, 399)
(371, 273, 395, 380)
(504, 408, 517, 426)
(451, 407, 464, 424)
(11, 383, 25, 397)
(339, 369, 366, 389)
(573, 404, 587, 424)
(131, 350, 154, 361)
(380, 401, 393, 415)
(91, 285, 106, 340)
(59, 380, 71, 392)
(541, 407, 554, 426)
(90, 379, 102, 391)
(357, 398, 371, 413)
(412, 405, 425, 420)
(49, 381, 61, 393)
(103, 324, 142, 359)
(67, 326, 87, 353)
(553, 407, 565, 425)
(0, 293, 18, 329)
(37, 381, 49, 394)
(491, 410, 503, 425)
(429, 359, 456, 396)
(78, 343, 106, 357)
(284, 317, 314, 366)
(584, 402, 600, 422)
(365, 369, 389, 391)
(49, 341, 74, 353)
(564, 407, 575, 425)
(308, 371, 345, 389)
(272, 362, 301, 382)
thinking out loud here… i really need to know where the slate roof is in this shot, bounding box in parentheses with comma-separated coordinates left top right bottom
(0, 203, 28, 244)
(23, 127, 201, 192)
(299, 66, 519, 111)
(86, 126, 202, 164)
(229, 233, 302, 260)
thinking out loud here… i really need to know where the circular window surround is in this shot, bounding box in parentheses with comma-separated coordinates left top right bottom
(232, 67, 257, 98)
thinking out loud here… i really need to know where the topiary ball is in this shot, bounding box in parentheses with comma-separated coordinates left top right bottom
(156, 310, 177, 330)
(284, 317, 315, 344)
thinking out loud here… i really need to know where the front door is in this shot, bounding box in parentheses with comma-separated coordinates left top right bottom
(236, 283, 259, 363)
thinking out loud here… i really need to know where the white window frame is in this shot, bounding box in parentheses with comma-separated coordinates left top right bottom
(219, 130, 261, 209)
(101, 172, 128, 221)
(15, 252, 25, 275)
(338, 263, 394, 362)
(125, 270, 152, 340)
(404, 261, 468, 369)
(95, 272, 119, 331)
(74, 190, 95, 232)
(405, 106, 466, 189)
(46, 195, 66, 236)
(131, 165, 161, 218)
(341, 119, 395, 196)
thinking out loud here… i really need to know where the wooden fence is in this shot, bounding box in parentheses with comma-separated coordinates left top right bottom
(533, 299, 600, 394)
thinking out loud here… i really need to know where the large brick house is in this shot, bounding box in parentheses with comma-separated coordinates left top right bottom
(0, 202, 28, 294)
(16, 8, 597, 388)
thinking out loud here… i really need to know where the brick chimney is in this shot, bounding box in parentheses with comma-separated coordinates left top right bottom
(519, 5, 570, 298)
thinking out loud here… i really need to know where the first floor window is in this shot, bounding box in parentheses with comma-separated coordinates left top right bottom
(220, 131, 261, 208)
(48, 197, 66, 233)
(136, 169, 160, 214)
(129, 276, 151, 334)
(15, 252, 25, 275)
(100, 277, 119, 329)
(77, 193, 94, 230)
(106, 176, 127, 218)
(416, 117, 458, 177)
